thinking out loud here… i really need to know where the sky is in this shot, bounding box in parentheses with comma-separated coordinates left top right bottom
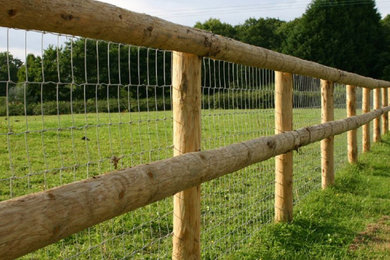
(2, 0, 390, 60)
(97, 0, 315, 26)
(97, 0, 390, 26)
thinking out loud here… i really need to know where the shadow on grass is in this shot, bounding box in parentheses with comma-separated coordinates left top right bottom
(370, 166, 390, 177)
(229, 136, 390, 259)
(230, 211, 356, 259)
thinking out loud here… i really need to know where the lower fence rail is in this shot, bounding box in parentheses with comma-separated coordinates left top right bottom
(0, 106, 389, 259)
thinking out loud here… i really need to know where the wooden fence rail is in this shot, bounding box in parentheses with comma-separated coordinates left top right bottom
(1, 0, 390, 89)
(2, 1, 390, 259)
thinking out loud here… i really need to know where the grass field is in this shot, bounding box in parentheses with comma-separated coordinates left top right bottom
(226, 134, 390, 259)
(0, 107, 364, 259)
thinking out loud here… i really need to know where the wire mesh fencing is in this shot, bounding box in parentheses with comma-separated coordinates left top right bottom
(200, 59, 275, 259)
(0, 27, 371, 259)
(1, 28, 174, 259)
(292, 75, 322, 204)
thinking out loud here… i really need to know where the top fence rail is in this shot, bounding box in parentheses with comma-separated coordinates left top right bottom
(1, 0, 390, 89)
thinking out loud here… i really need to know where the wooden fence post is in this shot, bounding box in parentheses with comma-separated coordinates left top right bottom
(321, 80, 334, 188)
(172, 52, 201, 260)
(382, 88, 388, 135)
(275, 71, 293, 223)
(373, 88, 381, 142)
(362, 88, 370, 152)
(347, 85, 357, 163)
(388, 88, 390, 130)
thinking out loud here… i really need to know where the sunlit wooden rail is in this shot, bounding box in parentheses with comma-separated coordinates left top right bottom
(1, 0, 390, 259)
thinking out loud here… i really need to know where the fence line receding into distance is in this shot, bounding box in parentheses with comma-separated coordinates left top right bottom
(0, 0, 389, 259)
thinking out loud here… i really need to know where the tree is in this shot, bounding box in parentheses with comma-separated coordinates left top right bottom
(194, 18, 237, 39)
(380, 15, 390, 80)
(281, 0, 384, 78)
(15, 38, 172, 103)
(17, 53, 57, 103)
(0, 52, 22, 96)
(236, 18, 285, 51)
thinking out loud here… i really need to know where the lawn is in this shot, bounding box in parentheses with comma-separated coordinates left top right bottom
(226, 134, 390, 259)
(0, 107, 363, 259)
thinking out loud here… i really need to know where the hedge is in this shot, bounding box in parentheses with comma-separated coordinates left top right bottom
(0, 90, 324, 116)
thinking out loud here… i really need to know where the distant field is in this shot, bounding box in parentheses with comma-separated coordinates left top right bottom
(0, 108, 361, 259)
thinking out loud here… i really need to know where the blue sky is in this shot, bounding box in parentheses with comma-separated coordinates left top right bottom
(2, 0, 390, 60)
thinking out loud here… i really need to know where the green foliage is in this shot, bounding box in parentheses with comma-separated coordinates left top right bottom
(5, 0, 390, 104)
(194, 18, 237, 39)
(281, 0, 385, 78)
(236, 18, 285, 50)
(0, 52, 22, 96)
(194, 1, 389, 80)
(0, 89, 327, 116)
(195, 17, 285, 51)
(14, 41, 172, 103)
(380, 15, 390, 81)
(1, 97, 170, 116)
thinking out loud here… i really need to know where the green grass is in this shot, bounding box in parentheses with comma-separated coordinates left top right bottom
(226, 134, 390, 260)
(0, 108, 332, 200)
(0, 108, 364, 259)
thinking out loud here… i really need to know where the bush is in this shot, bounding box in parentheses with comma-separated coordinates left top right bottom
(201, 90, 275, 109)
(0, 97, 173, 116)
(0, 90, 323, 116)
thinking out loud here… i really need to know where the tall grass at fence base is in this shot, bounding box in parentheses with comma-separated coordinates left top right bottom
(227, 134, 390, 259)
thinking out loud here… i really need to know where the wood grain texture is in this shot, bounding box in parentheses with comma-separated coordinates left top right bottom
(0, 0, 390, 89)
(347, 85, 357, 163)
(0, 106, 389, 259)
(374, 88, 381, 142)
(321, 80, 334, 188)
(362, 88, 371, 152)
(388, 88, 390, 130)
(382, 88, 388, 134)
(172, 52, 201, 260)
(274, 71, 293, 223)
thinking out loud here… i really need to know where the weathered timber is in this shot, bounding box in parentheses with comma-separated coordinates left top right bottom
(274, 71, 293, 223)
(0, 0, 390, 89)
(382, 88, 388, 134)
(374, 89, 381, 142)
(362, 88, 370, 152)
(388, 88, 390, 130)
(172, 52, 202, 260)
(321, 80, 334, 188)
(347, 85, 357, 163)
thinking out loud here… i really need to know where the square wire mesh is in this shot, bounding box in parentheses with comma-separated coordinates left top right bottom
(292, 75, 322, 204)
(200, 58, 275, 258)
(1, 28, 174, 259)
(0, 27, 370, 259)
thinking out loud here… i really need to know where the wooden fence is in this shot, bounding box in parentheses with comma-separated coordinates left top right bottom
(1, 0, 390, 259)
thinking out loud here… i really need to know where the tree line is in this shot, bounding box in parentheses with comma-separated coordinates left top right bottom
(195, 0, 390, 80)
